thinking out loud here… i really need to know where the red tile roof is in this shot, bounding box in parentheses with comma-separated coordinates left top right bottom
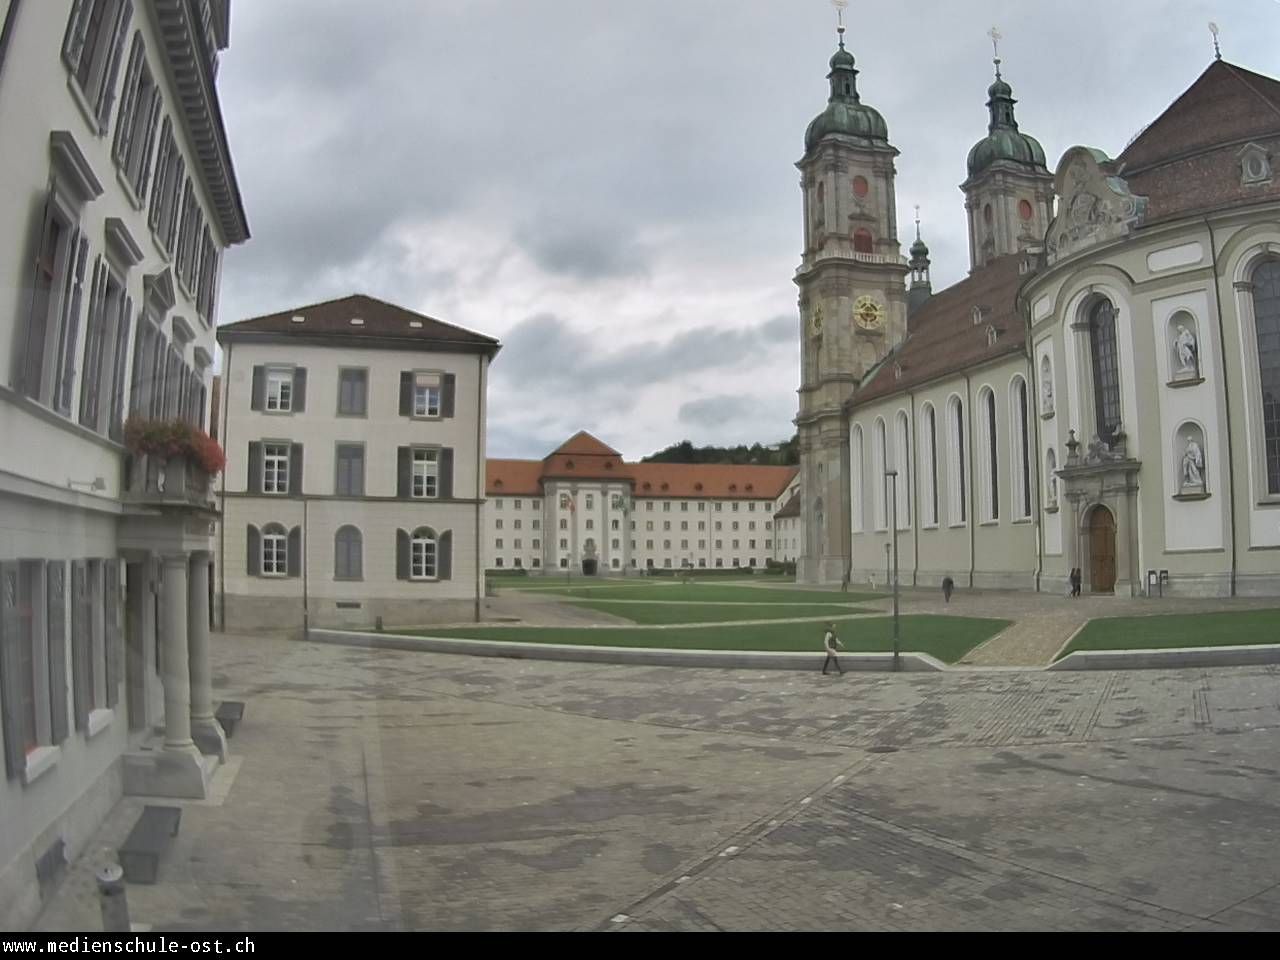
(854, 254, 1027, 405)
(1119, 61, 1280, 225)
(486, 436, 799, 499)
(550, 431, 621, 457)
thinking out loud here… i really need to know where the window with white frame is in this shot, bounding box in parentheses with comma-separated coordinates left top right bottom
(585, 494, 594, 509)
(873, 418, 888, 530)
(413, 373, 441, 417)
(412, 449, 439, 498)
(850, 424, 864, 533)
(410, 528, 437, 579)
(262, 525, 288, 576)
(894, 411, 911, 529)
(949, 396, 967, 525)
(265, 368, 292, 412)
(62, 0, 132, 130)
(921, 405, 938, 526)
(113, 32, 162, 201)
(1012, 377, 1032, 519)
(495, 519, 503, 530)
(979, 387, 999, 521)
(263, 443, 290, 494)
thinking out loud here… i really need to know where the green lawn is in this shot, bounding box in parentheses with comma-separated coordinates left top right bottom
(408, 614, 1008, 664)
(564, 600, 871, 625)
(1059, 609, 1280, 659)
(501, 582, 885, 604)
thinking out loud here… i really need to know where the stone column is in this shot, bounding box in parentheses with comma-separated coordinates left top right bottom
(188, 553, 226, 760)
(160, 554, 198, 756)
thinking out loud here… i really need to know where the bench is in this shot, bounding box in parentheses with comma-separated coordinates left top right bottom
(215, 700, 244, 738)
(119, 805, 181, 885)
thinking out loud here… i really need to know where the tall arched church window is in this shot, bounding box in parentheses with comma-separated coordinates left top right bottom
(1013, 377, 1031, 519)
(921, 405, 938, 526)
(1252, 260, 1280, 493)
(949, 397, 967, 525)
(850, 425, 864, 533)
(980, 388, 999, 521)
(1089, 299, 1123, 443)
(895, 412, 911, 528)
(873, 418, 887, 529)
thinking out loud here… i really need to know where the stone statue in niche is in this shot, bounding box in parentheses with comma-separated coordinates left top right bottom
(1041, 375, 1054, 414)
(1048, 473, 1058, 505)
(1181, 435, 1206, 491)
(1174, 324, 1199, 378)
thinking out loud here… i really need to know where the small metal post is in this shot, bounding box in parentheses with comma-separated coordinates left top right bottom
(97, 864, 130, 932)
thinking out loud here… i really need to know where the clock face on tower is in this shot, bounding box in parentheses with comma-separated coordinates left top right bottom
(853, 295, 886, 331)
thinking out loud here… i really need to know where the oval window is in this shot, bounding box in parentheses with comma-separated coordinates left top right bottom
(852, 175, 869, 198)
(1019, 199, 1034, 221)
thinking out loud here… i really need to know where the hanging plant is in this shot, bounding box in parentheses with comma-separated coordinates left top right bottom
(123, 417, 226, 476)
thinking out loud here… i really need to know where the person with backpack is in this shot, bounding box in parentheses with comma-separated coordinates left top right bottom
(942, 576, 955, 604)
(822, 622, 844, 676)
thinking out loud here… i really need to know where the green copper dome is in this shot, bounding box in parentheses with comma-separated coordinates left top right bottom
(909, 235, 930, 260)
(804, 39, 889, 152)
(966, 71, 1046, 177)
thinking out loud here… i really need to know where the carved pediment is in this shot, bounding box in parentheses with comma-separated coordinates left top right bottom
(1046, 146, 1147, 263)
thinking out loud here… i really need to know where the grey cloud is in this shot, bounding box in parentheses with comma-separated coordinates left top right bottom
(515, 218, 652, 281)
(678, 395, 747, 428)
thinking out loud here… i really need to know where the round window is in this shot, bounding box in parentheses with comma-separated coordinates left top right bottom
(1019, 199, 1034, 221)
(852, 176, 869, 198)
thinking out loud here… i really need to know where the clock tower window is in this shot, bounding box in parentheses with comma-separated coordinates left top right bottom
(853, 229, 873, 254)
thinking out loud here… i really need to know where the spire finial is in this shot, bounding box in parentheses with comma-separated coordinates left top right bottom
(988, 26, 1003, 78)
(1209, 21, 1222, 60)
(914, 204, 921, 241)
(832, 0, 848, 49)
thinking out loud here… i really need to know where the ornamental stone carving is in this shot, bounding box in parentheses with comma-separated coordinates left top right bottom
(1046, 146, 1147, 263)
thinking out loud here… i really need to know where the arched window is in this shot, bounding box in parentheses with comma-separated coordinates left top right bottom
(949, 396, 967, 524)
(853, 229, 874, 254)
(334, 525, 362, 580)
(410, 527, 437, 579)
(1039, 355, 1054, 415)
(979, 388, 999, 521)
(873, 418, 887, 529)
(850, 425, 864, 533)
(261, 523, 288, 576)
(920, 404, 938, 526)
(1011, 377, 1031, 519)
(815, 181, 825, 227)
(1251, 260, 1280, 493)
(894, 411, 911, 528)
(1089, 298, 1122, 443)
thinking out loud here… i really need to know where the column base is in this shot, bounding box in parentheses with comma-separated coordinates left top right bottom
(191, 716, 228, 762)
(122, 742, 216, 800)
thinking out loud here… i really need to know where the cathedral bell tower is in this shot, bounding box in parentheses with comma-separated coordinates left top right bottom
(794, 20, 908, 585)
(961, 33, 1054, 271)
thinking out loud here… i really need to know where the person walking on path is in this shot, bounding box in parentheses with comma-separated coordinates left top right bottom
(942, 576, 954, 604)
(1070, 567, 1082, 598)
(822, 622, 844, 675)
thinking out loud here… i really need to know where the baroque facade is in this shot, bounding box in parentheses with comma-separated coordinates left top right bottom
(797, 30, 1280, 598)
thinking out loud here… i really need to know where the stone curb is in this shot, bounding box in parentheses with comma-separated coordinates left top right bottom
(306, 628, 948, 672)
(1049, 643, 1280, 670)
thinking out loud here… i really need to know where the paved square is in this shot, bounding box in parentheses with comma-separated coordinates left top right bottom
(35, 634, 1280, 931)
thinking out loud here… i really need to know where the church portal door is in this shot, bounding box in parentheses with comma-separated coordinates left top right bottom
(1088, 506, 1117, 594)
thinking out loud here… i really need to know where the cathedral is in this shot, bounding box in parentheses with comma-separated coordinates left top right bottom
(795, 26, 1280, 597)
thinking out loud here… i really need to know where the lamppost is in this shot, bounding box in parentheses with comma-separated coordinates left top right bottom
(885, 468, 901, 672)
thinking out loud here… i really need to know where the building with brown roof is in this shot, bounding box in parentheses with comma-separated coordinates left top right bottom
(484, 432, 798, 573)
(796, 32, 1280, 598)
(215, 294, 499, 631)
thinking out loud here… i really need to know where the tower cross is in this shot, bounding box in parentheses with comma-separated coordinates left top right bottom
(988, 26, 1003, 76)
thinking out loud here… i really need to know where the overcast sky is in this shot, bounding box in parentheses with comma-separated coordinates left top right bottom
(214, 0, 1280, 460)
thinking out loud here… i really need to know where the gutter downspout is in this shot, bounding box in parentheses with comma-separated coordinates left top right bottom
(1204, 217, 1238, 596)
(0, 0, 21, 81)
(1023, 294, 1045, 594)
(965, 372, 976, 588)
(841, 405, 852, 590)
(218, 341, 232, 630)
(910, 389, 919, 587)
(475, 354, 485, 622)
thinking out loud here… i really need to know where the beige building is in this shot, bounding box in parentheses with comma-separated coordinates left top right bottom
(0, 0, 247, 929)
(216, 295, 499, 631)
(485, 433, 797, 574)
(795, 31, 1280, 598)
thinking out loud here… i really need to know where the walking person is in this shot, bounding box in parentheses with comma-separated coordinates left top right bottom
(821, 622, 844, 676)
(942, 575, 954, 604)
(1071, 567, 1082, 598)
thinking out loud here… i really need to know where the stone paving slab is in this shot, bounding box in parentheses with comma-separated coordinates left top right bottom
(33, 634, 1280, 932)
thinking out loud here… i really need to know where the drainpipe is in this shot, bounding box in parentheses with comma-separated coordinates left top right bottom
(965, 372, 976, 588)
(909, 389, 919, 587)
(1204, 217, 1238, 597)
(841, 405, 853, 589)
(475, 354, 485, 621)
(1023, 294, 1045, 593)
(0, 0, 21, 82)
(218, 341, 232, 630)
(301, 496, 309, 640)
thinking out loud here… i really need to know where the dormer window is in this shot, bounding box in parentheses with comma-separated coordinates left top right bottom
(986, 325, 999, 346)
(1240, 143, 1273, 186)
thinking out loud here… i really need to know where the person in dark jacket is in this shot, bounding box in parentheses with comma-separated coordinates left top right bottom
(942, 576, 954, 603)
